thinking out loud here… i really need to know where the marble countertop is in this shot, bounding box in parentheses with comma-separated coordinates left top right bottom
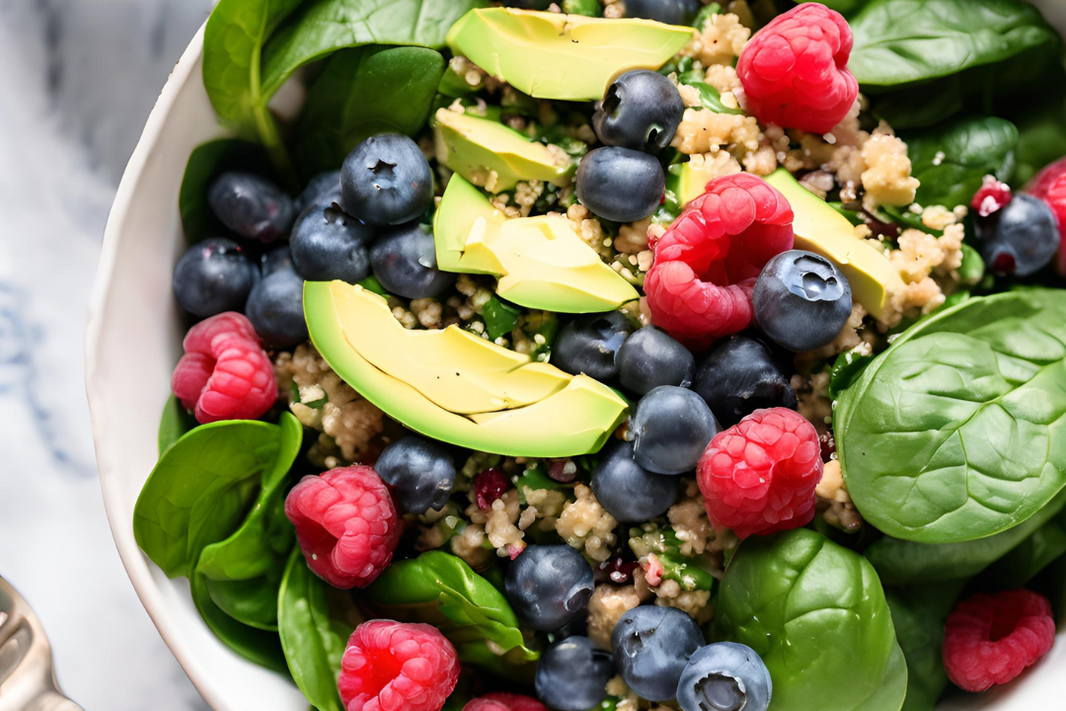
(0, 1, 216, 708)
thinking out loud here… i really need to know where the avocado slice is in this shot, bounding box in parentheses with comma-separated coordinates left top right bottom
(434, 109, 573, 193)
(667, 160, 718, 209)
(446, 8, 694, 101)
(304, 281, 628, 457)
(434, 175, 640, 312)
(765, 169, 906, 321)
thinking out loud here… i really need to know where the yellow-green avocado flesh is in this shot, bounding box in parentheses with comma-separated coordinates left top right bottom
(765, 169, 906, 321)
(433, 109, 573, 193)
(304, 281, 629, 457)
(446, 8, 694, 101)
(434, 175, 639, 313)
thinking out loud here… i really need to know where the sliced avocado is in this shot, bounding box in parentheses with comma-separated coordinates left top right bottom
(446, 9, 694, 101)
(434, 176, 640, 312)
(433, 109, 573, 193)
(667, 160, 718, 208)
(304, 281, 628, 457)
(765, 169, 906, 321)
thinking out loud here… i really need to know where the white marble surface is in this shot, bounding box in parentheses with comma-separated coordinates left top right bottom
(0, 1, 216, 708)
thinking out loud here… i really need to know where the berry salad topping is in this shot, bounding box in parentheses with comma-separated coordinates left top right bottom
(136, 3, 1066, 711)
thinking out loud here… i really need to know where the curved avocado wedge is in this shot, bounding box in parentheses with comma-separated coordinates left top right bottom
(434, 109, 573, 193)
(765, 169, 906, 321)
(304, 281, 629, 457)
(446, 9, 694, 101)
(434, 175, 639, 313)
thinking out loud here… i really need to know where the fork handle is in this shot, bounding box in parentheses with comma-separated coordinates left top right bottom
(22, 691, 84, 711)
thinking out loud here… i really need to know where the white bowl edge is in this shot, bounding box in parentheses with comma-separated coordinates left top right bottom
(86, 6, 1066, 711)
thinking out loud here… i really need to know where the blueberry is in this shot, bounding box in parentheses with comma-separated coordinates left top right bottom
(295, 170, 342, 214)
(369, 223, 455, 299)
(593, 71, 685, 154)
(692, 335, 796, 428)
(290, 205, 374, 284)
(576, 147, 665, 223)
(616, 326, 694, 396)
(374, 436, 456, 514)
(341, 134, 433, 227)
(505, 545, 594, 631)
(612, 605, 704, 701)
(592, 441, 679, 523)
(623, 0, 702, 24)
(245, 267, 308, 348)
(752, 250, 852, 352)
(553, 311, 633, 380)
(207, 171, 295, 243)
(535, 636, 616, 711)
(260, 245, 294, 277)
(629, 386, 718, 475)
(974, 193, 1059, 276)
(676, 643, 772, 711)
(173, 238, 258, 317)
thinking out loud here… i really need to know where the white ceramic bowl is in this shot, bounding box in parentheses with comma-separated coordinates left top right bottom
(86, 8, 1066, 711)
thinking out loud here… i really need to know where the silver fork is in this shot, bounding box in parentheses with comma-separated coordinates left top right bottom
(0, 577, 83, 711)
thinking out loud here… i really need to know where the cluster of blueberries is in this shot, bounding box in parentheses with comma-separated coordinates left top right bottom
(172, 134, 456, 347)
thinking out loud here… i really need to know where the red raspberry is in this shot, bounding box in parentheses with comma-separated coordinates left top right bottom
(284, 466, 401, 589)
(942, 589, 1055, 692)
(1026, 157, 1066, 275)
(737, 4, 858, 134)
(697, 407, 822, 539)
(464, 694, 548, 711)
(338, 620, 459, 711)
(645, 174, 793, 350)
(473, 468, 510, 510)
(171, 312, 277, 424)
(971, 175, 1012, 217)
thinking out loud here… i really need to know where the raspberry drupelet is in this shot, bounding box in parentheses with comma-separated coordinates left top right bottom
(171, 312, 278, 424)
(1026, 157, 1066, 275)
(338, 620, 460, 711)
(285, 466, 401, 589)
(736, 3, 858, 135)
(942, 589, 1055, 692)
(697, 407, 822, 539)
(645, 173, 793, 350)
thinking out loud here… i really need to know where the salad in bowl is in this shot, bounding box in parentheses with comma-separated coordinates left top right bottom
(105, 1, 1066, 711)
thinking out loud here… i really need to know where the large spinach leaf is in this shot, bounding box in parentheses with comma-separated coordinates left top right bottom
(278, 549, 355, 711)
(864, 487, 1066, 584)
(713, 529, 906, 711)
(260, 0, 487, 101)
(903, 116, 1018, 208)
(884, 582, 965, 711)
(1011, 93, 1066, 187)
(191, 565, 289, 673)
(158, 395, 198, 455)
(178, 139, 273, 243)
(295, 46, 444, 176)
(836, 289, 1066, 544)
(365, 551, 539, 670)
(980, 507, 1066, 588)
(202, 0, 305, 170)
(848, 0, 1057, 88)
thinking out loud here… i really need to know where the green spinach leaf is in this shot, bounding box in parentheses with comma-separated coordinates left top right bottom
(260, 0, 487, 102)
(483, 295, 521, 341)
(902, 116, 1018, 208)
(1011, 93, 1066, 187)
(848, 0, 1057, 88)
(837, 289, 1066, 544)
(134, 419, 283, 578)
(295, 46, 444, 176)
(980, 507, 1066, 588)
(202, 0, 305, 172)
(204, 576, 284, 631)
(677, 76, 745, 115)
(713, 529, 906, 711)
(884, 582, 965, 711)
(278, 549, 355, 711)
(365, 551, 539, 669)
(158, 395, 198, 455)
(191, 565, 289, 673)
(179, 139, 273, 243)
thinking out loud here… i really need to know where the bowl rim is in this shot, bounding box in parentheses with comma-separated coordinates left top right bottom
(84, 22, 230, 711)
